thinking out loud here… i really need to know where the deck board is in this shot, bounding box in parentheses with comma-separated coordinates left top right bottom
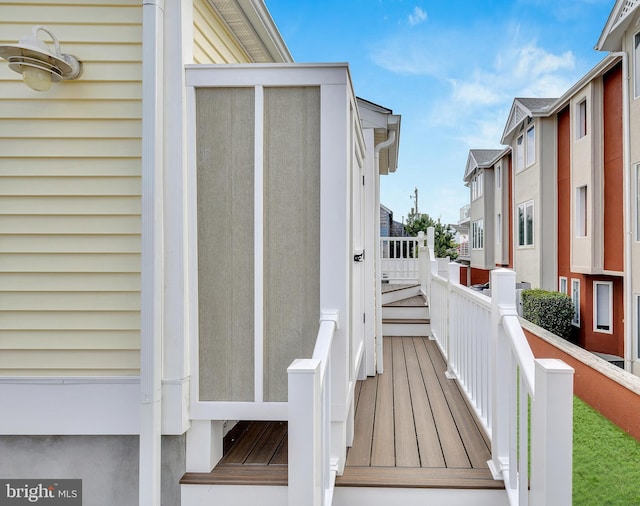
(180, 336, 501, 491)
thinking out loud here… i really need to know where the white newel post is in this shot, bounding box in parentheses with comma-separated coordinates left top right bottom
(445, 262, 460, 378)
(418, 231, 428, 295)
(489, 268, 516, 479)
(531, 359, 574, 506)
(288, 359, 322, 506)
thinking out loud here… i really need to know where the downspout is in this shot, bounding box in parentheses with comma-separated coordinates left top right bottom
(140, 1, 164, 505)
(611, 51, 632, 371)
(374, 130, 396, 374)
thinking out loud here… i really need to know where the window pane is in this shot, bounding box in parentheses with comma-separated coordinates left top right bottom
(526, 126, 535, 166)
(596, 283, 611, 331)
(526, 202, 534, 245)
(516, 135, 524, 171)
(635, 32, 640, 98)
(572, 280, 580, 326)
(518, 205, 525, 245)
(578, 100, 587, 138)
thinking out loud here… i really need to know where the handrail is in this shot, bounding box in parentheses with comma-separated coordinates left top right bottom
(423, 237, 574, 506)
(288, 312, 338, 506)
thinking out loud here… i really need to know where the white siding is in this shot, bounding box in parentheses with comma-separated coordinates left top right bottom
(0, 0, 142, 376)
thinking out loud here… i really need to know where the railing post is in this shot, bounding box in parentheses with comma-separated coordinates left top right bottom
(288, 359, 322, 506)
(417, 231, 428, 294)
(531, 359, 574, 506)
(488, 268, 516, 479)
(445, 262, 459, 379)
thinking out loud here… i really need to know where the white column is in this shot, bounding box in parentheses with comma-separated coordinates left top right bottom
(185, 420, 224, 472)
(288, 359, 322, 506)
(488, 268, 516, 479)
(531, 359, 574, 506)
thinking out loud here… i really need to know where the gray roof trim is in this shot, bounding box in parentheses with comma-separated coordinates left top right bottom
(501, 97, 556, 144)
(548, 55, 622, 114)
(463, 148, 509, 181)
(596, 0, 640, 52)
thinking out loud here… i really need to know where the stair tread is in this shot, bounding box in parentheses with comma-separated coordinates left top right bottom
(383, 318, 430, 324)
(383, 295, 427, 307)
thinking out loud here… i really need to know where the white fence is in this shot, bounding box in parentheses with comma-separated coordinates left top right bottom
(380, 237, 419, 282)
(288, 312, 339, 506)
(425, 228, 574, 506)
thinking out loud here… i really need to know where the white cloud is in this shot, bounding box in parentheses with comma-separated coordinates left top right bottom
(408, 6, 427, 26)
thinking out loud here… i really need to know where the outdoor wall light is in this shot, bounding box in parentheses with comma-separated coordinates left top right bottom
(0, 25, 82, 92)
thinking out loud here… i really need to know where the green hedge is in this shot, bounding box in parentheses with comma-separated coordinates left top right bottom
(521, 288, 574, 340)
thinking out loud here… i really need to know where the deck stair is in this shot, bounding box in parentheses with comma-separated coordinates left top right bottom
(382, 284, 430, 336)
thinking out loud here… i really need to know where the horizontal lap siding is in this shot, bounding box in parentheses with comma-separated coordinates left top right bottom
(193, 0, 251, 63)
(0, 0, 142, 376)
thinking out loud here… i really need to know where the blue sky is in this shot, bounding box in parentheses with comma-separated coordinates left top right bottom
(265, 0, 615, 225)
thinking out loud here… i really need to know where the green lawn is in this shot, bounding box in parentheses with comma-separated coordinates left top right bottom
(573, 396, 640, 505)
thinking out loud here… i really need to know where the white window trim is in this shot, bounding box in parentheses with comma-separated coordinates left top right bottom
(559, 276, 568, 294)
(496, 164, 501, 189)
(526, 125, 535, 167)
(593, 281, 614, 334)
(576, 185, 587, 238)
(571, 278, 581, 327)
(577, 98, 587, 139)
(516, 134, 524, 172)
(517, 200, 534, 247)
(634, 30, 640, 100)
(472, 219, 484, 249)
(635, 163, 640, 242)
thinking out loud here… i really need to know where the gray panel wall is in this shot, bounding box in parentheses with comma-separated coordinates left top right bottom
(263, 87, 321, 402)
(197, 88, 255, 401)
(0, 435, 185, 506)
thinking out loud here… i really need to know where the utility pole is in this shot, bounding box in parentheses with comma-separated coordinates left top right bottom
(410, 187, 418, 217)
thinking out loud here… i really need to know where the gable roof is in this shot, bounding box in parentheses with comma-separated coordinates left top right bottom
(596, 0, 640, 52)
(501, 97, 556, 144)
(463, 148, 509, 182)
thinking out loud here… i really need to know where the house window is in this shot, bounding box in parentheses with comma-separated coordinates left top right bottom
(518, 200, 534, 246)
(471, 171, 484, 201)
(497, 213, 502, 244)
(571, 279, 580, 327)
(635, 32, 640, 99)
(516, 134, 524, 171)
(577, 99, 587, 138)
(576, 185, 587, 237)
(526, 125, 535, 166)
(636, 164, 640, 241)
(559, 276, 568, 294)
(496, 164, 501, 189)
(472, 219, 484, 249)
(594, 281, 613, 333)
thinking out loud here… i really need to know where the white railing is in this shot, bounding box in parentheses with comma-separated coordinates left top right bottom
(424, 228, 574, 506)
(380, 236, 419, 282)
(288, 312, 339, 506)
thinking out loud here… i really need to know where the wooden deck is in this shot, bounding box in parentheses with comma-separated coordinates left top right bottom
(181, 336, 503, 491)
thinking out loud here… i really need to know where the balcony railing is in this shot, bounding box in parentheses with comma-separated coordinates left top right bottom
(424, 232, 574, 506)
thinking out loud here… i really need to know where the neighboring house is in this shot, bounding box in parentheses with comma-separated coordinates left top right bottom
(460, 0, 640, 371)
(380, 203, 406, 238)
(501, 98, 558, 292)
(596, 0, 640, 373)
(550, 54, 625, 359)
(462, 148, 511, 286)
(0, 1, 402, 504)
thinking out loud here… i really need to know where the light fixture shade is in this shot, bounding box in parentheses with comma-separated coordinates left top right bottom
(0, 25, 81, 91)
